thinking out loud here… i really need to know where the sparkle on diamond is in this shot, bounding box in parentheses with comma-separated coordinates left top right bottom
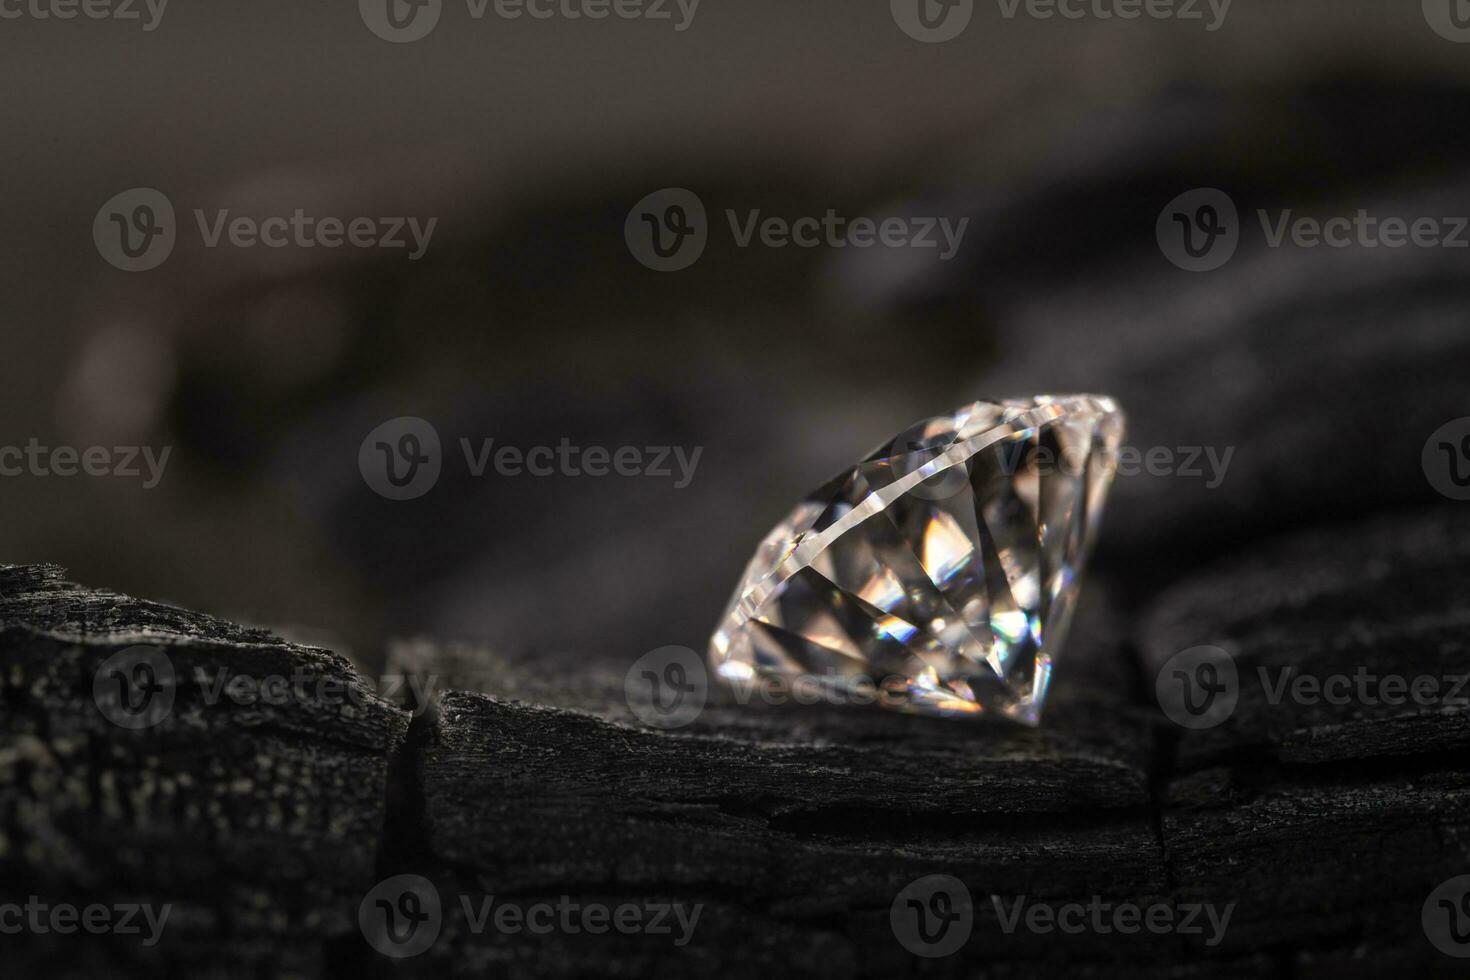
(709, 395, 1124, 725)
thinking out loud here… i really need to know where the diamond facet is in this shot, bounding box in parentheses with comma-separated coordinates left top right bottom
(709, 395, 1124, 725)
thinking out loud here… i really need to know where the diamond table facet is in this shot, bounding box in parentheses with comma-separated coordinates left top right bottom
(709, 395, 1124, 725)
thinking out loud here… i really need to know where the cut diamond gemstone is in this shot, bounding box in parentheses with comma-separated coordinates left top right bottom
(709, 395, 1124, 725)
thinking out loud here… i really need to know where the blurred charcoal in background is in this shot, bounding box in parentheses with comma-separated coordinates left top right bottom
(1, 3, 1467, 678)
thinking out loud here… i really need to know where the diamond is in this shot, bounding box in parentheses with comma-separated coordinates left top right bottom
(709, 395, 1124, 725)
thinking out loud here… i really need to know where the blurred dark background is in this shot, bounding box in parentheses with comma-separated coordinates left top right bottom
(4, 1, 1469, 678)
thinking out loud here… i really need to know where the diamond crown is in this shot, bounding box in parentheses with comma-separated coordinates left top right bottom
(710, 395, 1124, 725)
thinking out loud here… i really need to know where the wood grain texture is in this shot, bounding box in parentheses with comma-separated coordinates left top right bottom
(3, 508, 1468, 977)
